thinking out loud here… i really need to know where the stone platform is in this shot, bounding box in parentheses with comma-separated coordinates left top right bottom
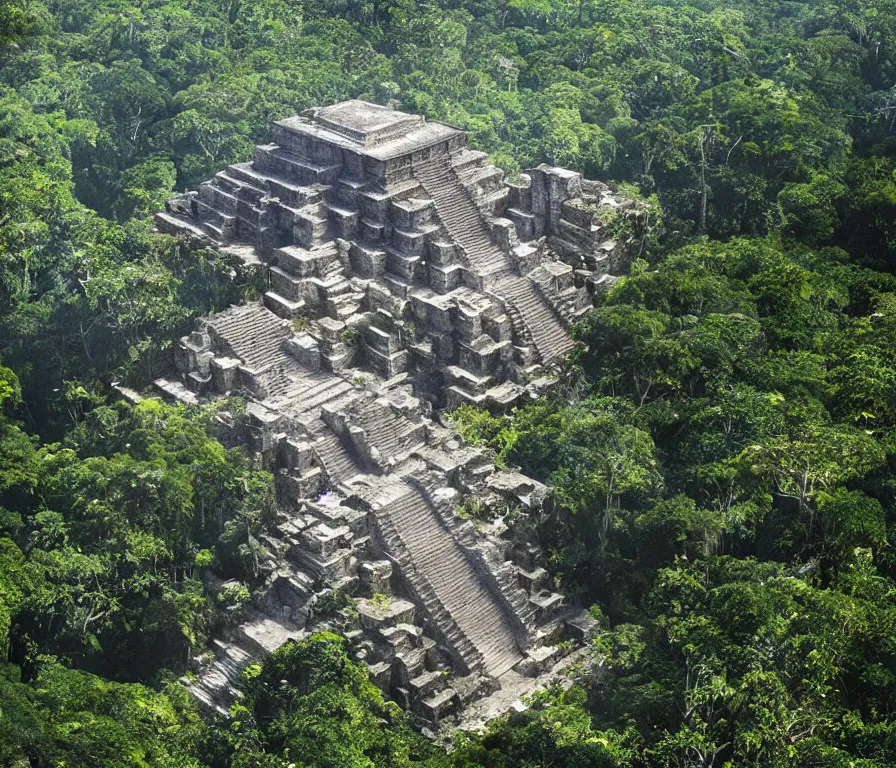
(157, 99, 646, 408)
(155, 100, 631, 728)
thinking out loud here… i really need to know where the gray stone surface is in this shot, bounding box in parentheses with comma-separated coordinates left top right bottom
(154, 100, 647, 729)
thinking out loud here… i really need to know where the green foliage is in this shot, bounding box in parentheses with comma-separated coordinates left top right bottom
(591, 556, 896, 766)
(451, 685, 639, 768)
(444, 233, 896, 764)
(0, 661, 206, 767)
(339, 326, 359, 346)
(228, 633, 443, 768)
(455, 496, 486, 520)
(4, 0, 896, 764)
(218, 583, 251, 610)
(313, 588, 356, 620)
(448, 404, 518, 465)
(0, 89, 253, 431)
(0, 386, 273, 681)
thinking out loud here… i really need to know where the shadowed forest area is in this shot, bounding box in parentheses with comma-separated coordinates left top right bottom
(1, 0, 896, 765)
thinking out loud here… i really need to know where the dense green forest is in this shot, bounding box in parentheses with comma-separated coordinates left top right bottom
(2, 0, 896, 764)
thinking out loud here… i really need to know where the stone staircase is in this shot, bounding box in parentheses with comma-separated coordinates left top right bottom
(313, 431, 368, 486)
(203, 304, 362, 421)
(263, 361, 356, 416)
(227, 161, 319, 208)
(196, 164, 280, 248)
(207, 304, 291, 371)
(527, 265, 580, 325)
(155, 211, 211, 242)
(415, 482, 537, 639)
(498, 277, 574, 364)
(367, 479, 486, 675)
(451, 149, 509, 217)
(412, 156, 513, 276)
(188, 639, 253, 715)
(356, 400, 425, 466)
(373, 480, 525, 677)
(410, 156, 574, 366)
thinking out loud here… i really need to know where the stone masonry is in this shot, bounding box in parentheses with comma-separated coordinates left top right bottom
(154, 101, 637, 729)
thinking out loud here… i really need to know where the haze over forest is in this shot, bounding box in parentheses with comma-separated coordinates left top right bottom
(2, 0, 896, 765)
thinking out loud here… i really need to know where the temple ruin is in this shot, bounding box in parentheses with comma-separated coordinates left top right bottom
(154, 100, 644, 730)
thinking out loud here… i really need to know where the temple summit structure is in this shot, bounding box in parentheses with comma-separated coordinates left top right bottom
(153, 100, 646, 730)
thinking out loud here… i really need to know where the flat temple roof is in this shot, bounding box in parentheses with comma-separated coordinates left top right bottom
(275, 100, 463, 161)
(315, 100, 421, 137)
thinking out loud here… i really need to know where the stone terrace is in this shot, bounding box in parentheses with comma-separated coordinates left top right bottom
(157, 99, 643, 409)
(153, 100, 636, 728)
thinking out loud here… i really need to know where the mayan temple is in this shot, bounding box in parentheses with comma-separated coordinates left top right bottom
(154, 100, 645, 730)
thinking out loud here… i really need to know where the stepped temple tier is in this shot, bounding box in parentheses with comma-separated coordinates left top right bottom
(153, 100, 645, 728)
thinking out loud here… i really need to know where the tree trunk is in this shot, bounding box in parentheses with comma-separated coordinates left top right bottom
(698, 127, 710, 235)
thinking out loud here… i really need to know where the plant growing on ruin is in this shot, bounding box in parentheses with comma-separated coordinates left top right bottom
(217, 582, 251, 610)
(401, 320, 417, 341)
(449, 405, 519, 468)
(455, 496, 486, 520)
(314, 588, 356, 619)
(339, 326, 359, 347)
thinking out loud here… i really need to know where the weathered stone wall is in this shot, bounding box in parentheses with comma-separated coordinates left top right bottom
(155, 100, 618, 729)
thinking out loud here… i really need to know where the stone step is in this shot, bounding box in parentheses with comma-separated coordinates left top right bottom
(199, 181, 240, 216)
(296, 378, 356, 413)
(378, 481, 525, 677)
(269, 265, 304, 301)
(411, 156, 514, 277)
(357, 402, 421, 463)
(264, 291, 306, 319)
(275, 242, 338, 278)
(187, 640, 254, 713)
(457, 164, 504, 192)
(254, 144, 342, 185)
(450, 149, 488, 172)
(206, 304, 292, 370)
(201, 221, 227, 241)
(498, 277, 574, 364)
(155, 211, 214, 242)
(197, 202, 237, 233)
(263, 363, 355, 411)
(313, 431, 366, 485)
(409, 670, 444, 699)
(226, 161, 274, 188)
(215, 169, 267, 200)
(228, 162, 322, 210)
